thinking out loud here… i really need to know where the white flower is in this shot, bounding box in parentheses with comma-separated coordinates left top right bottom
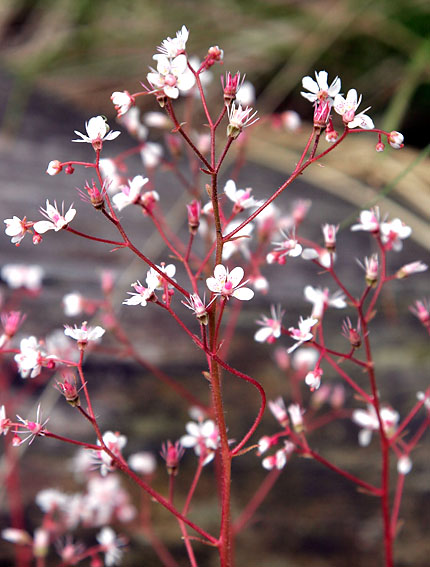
(396, 261, 428, 279)
(46, 160, 62, 176)
(14, 336, 46, 378)
(36, 489, 68, 513)
(304, 286, 346, 319)
(334, 89, 374, 129)
(95, 431, 127, 476)
(157, 25, 189, 58)
(64, 321, 105, 344)
(266, 230, 302, 265)
(4, 216, 28, 245)
(268, 397, 288, 427)
(305, 368, 323, 392)
(287, 316, 318, 353)
(96, 527, 126, 566)
(222, 221, 254, 261)
(112, 175, 149, 211)
(140, 142, 163, 168)
(122, 281, 155, 307)
(72, 116, 120, 148)
(380, 218, 411, 251)
(180, 419, 219, 465)
(254, 305, 284, 343)
(262, 441, 294, 470)
(206, 264, 254, 301)
(224, 179, 263, 212)
(111, 91, 134, 117)
(397, 455, 412, 475)
(352, 404, 399, 446)
(301, 247, 334, 268)
(63, 292, 84, 317)
(128, 452, 157, 475)
(351, 208, 380, 233)
(146, 263, 176, 291)
(235, 80, 256, 106)
(227, 103, 259, 138)
(147, 54, 195, 99)
(301, 70, 341, 104)
(143, 111, 171, 128)
(33, 200, 76, 234)
(1, 528, 32, 545)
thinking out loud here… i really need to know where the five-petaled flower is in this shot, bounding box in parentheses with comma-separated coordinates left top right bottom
(287, 316, 318, 353)
(4, 216, 30, 246)
(111, 91, 135, 117)
(157, 25, 189, 58)
(267, 230, 302, 265)
(33, 200, 76, 234)
(334, 89, 374, 129)
(14, 336, 55, 379)
(96, 527, 127, 567)
(380, 218, 411, 251)
(112, 175, 150, 211)
(224, 179, 263, 213)
(147, 54, 195, 99)
(304, 286, 346, 319)
(350, 207, 380, 233)
(64, 321, 105, 348)
(206, 264, 254, 301)
(301, 71, 341, 104)
(352, 404, 399, 446)
(72, 116, 120, 150)
(254, 305, 284, 343)
(180, 419, 220, 465)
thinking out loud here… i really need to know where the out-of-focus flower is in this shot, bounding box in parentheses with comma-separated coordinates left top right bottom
(322, 224, 338, 251)
(380, 218, 411, 251)
(224, 180, 263, 213)
(0, 405, 12, 435)
(351, 208, 380, 233)
(112, 176, 150, 211)
(266, 231, 302, 265)
(206, 264, 254, 301)
(334, 89, 374, 129)
(352, 404, 399, 446)
(288, 404, 304, 433)
(305, 367, 323, 391)
(14, 336, 51, 379)
(140, 142, 163, 169)
(111, 91, 135, 117)
(268, 397, 288, 428)
(0, 311, 25, 347)
(128, 452, 157, 475)
(281, 110, 301, 131)
(301, 247, 334, 268)
(262, 441, 294, 470)
(301, 71, 341, 104)
(2, 528, 32, 545)
(96, 527, 127, 566)
(304, 286, 346, 319)
(95, 431, 127, 477)
(72, 116, 120, 150)
(180, 419, 219, 465)
(147, 54, 195, 99)
(410, 299, 430, 330)
(287, 316, 318, 353)
(397, 455, 412, 475)
(235, 80, 256, 106)
(16, 404, 49, 445)
(160, 440, 185, 475)
(396, 261, 428, 279)
(254, 305, 284, 343)
(63, 292, 84, 317)
(222, 221, 254, 261)
(33, 200, 76, 234)
(46, 160, 63, 176)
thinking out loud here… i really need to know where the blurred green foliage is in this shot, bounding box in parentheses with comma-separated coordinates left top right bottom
(0, 0, 429, 146)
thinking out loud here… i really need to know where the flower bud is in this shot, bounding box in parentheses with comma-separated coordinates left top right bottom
(322, 224, 338, 252)
(46, 160, 62, 176)
(186, 200, 201, 235)
(65, 165, 75, 175)
(375, 141, 385, 152)
(388, 131, 404, 149)
(161, 440, 184, 476)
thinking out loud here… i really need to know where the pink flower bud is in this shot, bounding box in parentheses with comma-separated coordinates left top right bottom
(161, 440, 184, 476)
(322, 223, 338, 251)
(186, 200, 201, 234)
(65, 165, 75, 175)
(388, 131, 404, 149)
(375, 141, 385, 152)
(313, 100, 332, 128)
(46, 160, 62, 176)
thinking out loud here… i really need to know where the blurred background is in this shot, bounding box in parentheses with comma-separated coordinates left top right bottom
(0, 1, 429, 566)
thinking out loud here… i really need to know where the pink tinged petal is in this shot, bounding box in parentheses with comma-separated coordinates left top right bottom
(254, 327, 274, 343)
(147, 72, 163, 88)
(214, 264, 227, 281)
(64, 208, 76, 224)
(349, 113, 374, 129)
(228, 266, 244, 287)
(232, 287, 254, 301)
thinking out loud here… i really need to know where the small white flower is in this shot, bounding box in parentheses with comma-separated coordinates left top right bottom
(123, 280, 155, 307)
(227, 103, 259, 138)
(268, 397, 288, 427)
(235, 80, 256, 106)
(128, 452, 157, 475)
(380, 218, 411, 251)
(262, 441, 294, 470)
(146, 263, 176, 291)
(33, 200, 76, 234)
(222, 221, 254, 261)
(351, 208, 380, 233)
(14, 336, 46, 378)
(2, 528, 32, 545)
(397, 455, 412, 475)
(96, 527, 126, 566)
(111, 91, 134, 117)
(266, 230, 302, 265)
(63, 292, 84, 317)
(112, 175, 150, 211)
(72, 116, 120, 148)
(224, 179, 263, 213)
(305, 368, 323, 392)
(254, 305, 284, 343)
(352, 404, 399, 446)
(288, 403, 304, 432)
(334, 89, 374, 129)
(287, 316, 318, 353)
(64, 321, 105, 344)
(157, 25, 189, 58)
(301, 70, 341, 104)
(301, 247, 334, 268)
(140, 142, 163, 168)
(206, 264, 254, 301)
(4, 216, 28, 245)
(95, 431, 127, 476)
(143, 111, 171, 129)
(46, 160, 62, 176)
(147, 54, 195, 99)
(180, 419, 219, 465)
(304, 286, 346, 319)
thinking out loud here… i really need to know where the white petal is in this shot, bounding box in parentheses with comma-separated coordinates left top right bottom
(232, 287, 254, 301)
(33, 221, 54, 234)
(302, 76, 319, 94)
(228, 266, 244, 288)
(254, 327, 273, 343)
(213, 264, 227, 281)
